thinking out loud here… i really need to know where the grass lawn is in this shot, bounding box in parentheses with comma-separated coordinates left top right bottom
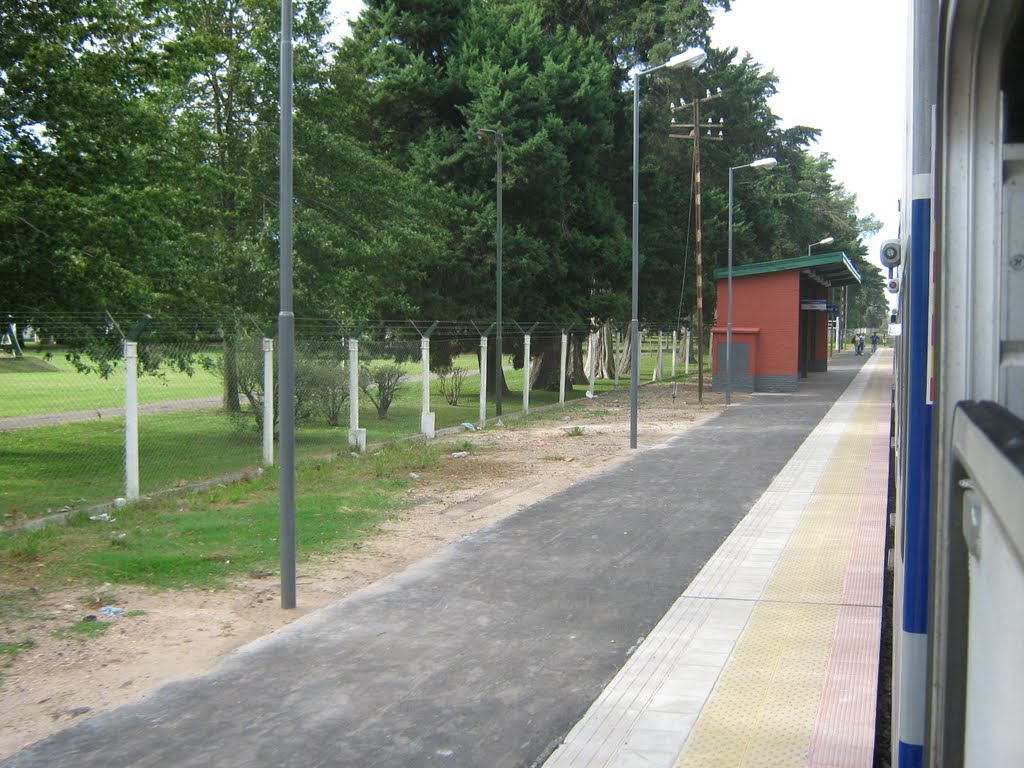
(1, 409, 264, 517)
(2, 339, 706, 521)
(0, 382, 585, 521)
(0, 438, 445, 599)
(0, 349, 223, 418)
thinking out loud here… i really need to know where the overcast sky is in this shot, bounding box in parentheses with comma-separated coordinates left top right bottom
(326, 0, 908, 268)
(710, 0, 907, 267)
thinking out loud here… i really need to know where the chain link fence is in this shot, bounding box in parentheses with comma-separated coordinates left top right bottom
(2, 312, 700, 524)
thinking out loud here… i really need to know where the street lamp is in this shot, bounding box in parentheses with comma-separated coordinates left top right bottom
(726, 156, 777, 405)
(808, 235, 836, 352)
(477, 128, 504, 416)
(631, 47, 706, 449)
(808, 235, 834, 257)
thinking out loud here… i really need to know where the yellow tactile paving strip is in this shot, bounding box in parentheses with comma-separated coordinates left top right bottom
(675, 602, 838, 767)
(673, 365, 889, 767)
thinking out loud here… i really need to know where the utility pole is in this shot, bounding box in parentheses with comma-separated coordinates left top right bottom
(670, 89, 723, 403)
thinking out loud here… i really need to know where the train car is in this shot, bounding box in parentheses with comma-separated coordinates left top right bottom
(889, 1, 1024, 766)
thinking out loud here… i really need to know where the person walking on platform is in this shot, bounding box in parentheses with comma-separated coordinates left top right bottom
(870, 332, 879, 353)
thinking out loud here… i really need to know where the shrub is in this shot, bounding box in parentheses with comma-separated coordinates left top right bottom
(360, 363, 404, 419)
(226, 338, 349, 430)
(436, 366, 468, 406)
(294, 356, 348, 427)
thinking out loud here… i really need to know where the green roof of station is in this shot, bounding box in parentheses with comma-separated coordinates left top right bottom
(712, 252, 862, 287)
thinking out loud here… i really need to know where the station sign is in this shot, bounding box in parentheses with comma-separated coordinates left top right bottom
(800, 299, 828, 311)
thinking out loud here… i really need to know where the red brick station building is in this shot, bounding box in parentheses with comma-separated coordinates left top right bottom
(711, 252, 862, 393)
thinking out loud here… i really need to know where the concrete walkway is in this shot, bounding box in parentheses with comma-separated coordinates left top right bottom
(2, 352, 884, 768)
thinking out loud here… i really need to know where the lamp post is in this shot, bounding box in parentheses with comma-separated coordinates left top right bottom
(808, 236, 836, 353)
(278, 0, 296, 609)
(631, 47, 706, 449)
(477, 128, 504, 416)
(726, 157, 777, 405)
(808, 235, 834, 257)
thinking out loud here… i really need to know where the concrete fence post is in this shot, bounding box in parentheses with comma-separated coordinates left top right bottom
(614, 330, 620, 390)
(262, 337, 274, 466)
(420, 337, 435, 438)
(479, 335, 488, 428)
(124, 340, 139, 501)
(347, 338, 365, 452)
(587, 331, 597, 397)
(685, 328, 691, 374)
(671, 330, 678, 380)
(523, 333, 532, 414)
(653, 331, 664, 381)
(558, 331, 568, 405)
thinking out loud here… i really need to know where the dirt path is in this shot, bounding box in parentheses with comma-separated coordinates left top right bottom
(0, 382, 729, 760)
(0, 397, 224, 431)
(0, 366, 491, 431)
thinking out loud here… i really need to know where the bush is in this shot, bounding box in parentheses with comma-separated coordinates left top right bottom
(360, 363, 404, 419)
(295, 356, 348, 427)
(225, 338, 349, 430)
(436, 366, 468, 406)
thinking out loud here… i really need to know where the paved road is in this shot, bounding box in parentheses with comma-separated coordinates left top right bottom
(2, 355, 869, 768)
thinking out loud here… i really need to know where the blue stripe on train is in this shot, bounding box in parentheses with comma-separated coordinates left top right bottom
(899, 740, 924, 768)
(903, 196, 931, 637)
(897, 196, 932, 768)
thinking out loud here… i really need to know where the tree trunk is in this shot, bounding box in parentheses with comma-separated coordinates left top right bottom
(566, 334, 585, 385)
(587, 322, 618, 379)
(222, 332, 241, 414)
(528, 334, 590, 390)
(478, 340, 511, 398)
(529, 336, 564, 391)
(617, 328, 634, 376)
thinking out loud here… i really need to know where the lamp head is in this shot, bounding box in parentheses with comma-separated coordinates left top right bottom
(476, 127, 502, 146)
(750, 157, 777, 170)
(818, 236, 835, 246)
(665, 47, 707, 70)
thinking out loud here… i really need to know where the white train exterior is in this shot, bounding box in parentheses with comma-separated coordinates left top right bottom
(890, 1, 1024, 766)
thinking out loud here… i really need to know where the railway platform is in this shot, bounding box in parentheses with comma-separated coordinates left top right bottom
(545, 349, 891, 767)
(2, 350, 891, 768)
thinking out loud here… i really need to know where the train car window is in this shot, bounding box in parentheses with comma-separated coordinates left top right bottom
(1003, 12, 1024, 418)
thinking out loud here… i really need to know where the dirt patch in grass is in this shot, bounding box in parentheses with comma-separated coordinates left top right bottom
(0, 381, 730, 759)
